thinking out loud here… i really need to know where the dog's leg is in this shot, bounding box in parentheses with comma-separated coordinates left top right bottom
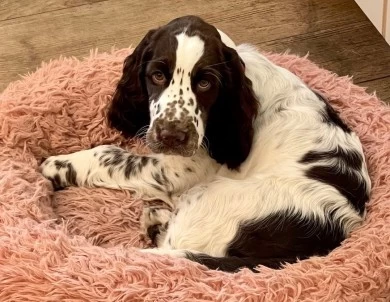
(40, 145, 219, 206)
(141, 206, 173, 246)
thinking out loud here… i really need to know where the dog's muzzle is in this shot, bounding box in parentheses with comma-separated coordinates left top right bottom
(147, 118, 199, 157)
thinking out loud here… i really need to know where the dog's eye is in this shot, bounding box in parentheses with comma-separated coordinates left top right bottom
(152, 72, 166, 85)
(197, 79, 211, 91)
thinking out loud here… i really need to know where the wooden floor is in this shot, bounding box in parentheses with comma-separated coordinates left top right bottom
(1, 0, 389, 103)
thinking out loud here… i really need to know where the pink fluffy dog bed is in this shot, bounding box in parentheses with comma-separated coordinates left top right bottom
(0, 47, 389, 301)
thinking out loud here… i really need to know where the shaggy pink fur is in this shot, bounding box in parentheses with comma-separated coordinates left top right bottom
(0, 48, 389, 301)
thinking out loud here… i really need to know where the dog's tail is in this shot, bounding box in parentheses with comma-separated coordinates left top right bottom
(185, 252, 299, 273)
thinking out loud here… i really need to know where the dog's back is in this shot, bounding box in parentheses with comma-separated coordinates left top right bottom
(170, 44, 371, 271)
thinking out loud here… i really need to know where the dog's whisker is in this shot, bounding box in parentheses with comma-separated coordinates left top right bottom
(134, 125, 150, 139)
(201, 136, 210, 152)
(203, 60, 232, 69)
(136, 59, 167, 69)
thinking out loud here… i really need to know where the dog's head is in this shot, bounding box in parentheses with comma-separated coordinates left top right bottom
(108, 16, 258, 169)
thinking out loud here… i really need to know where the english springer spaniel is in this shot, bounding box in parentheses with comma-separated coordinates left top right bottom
(40, 16, 371, 272)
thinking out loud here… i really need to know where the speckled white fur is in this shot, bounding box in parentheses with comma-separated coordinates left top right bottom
(150, 32, 205, 147)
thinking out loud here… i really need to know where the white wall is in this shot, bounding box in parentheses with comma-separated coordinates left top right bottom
(355, 0, 389, 44)
(386, 2, 390, 42)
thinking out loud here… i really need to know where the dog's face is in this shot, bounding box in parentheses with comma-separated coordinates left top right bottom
(108, 16, 258, 169)
(144, 25, 223, 156)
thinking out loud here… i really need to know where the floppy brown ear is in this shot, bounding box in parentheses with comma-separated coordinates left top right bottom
(107, 30, 156, 137)
(205, 46, 258, 169)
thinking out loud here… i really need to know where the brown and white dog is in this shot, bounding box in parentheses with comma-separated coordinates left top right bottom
(40, 16, 371, 272)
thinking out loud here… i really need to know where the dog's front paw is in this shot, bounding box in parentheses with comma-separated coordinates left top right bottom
(141, 206, 173, 246)
(40, 156, 78, 190)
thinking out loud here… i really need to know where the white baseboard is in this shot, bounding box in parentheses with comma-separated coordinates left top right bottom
(355, 0, 389, 45)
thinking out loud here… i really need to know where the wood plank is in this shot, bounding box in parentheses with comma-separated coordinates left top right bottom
(358, 76, 390, 104)
(0, 0, 388, 95)
(0, 0, 107, 21)
(260, 21, 390, 83)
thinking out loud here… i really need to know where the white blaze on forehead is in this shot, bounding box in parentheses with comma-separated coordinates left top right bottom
(150, 32, 206, 147)
(175, 32, 205, 70)
(173, 33, 205, 146)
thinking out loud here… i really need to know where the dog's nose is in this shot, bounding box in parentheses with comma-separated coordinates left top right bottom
(160, 128, 188, 146)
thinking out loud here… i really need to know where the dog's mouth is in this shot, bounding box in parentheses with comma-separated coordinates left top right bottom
(147, 141, 197, 157)
(146, 121, 200, 157)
